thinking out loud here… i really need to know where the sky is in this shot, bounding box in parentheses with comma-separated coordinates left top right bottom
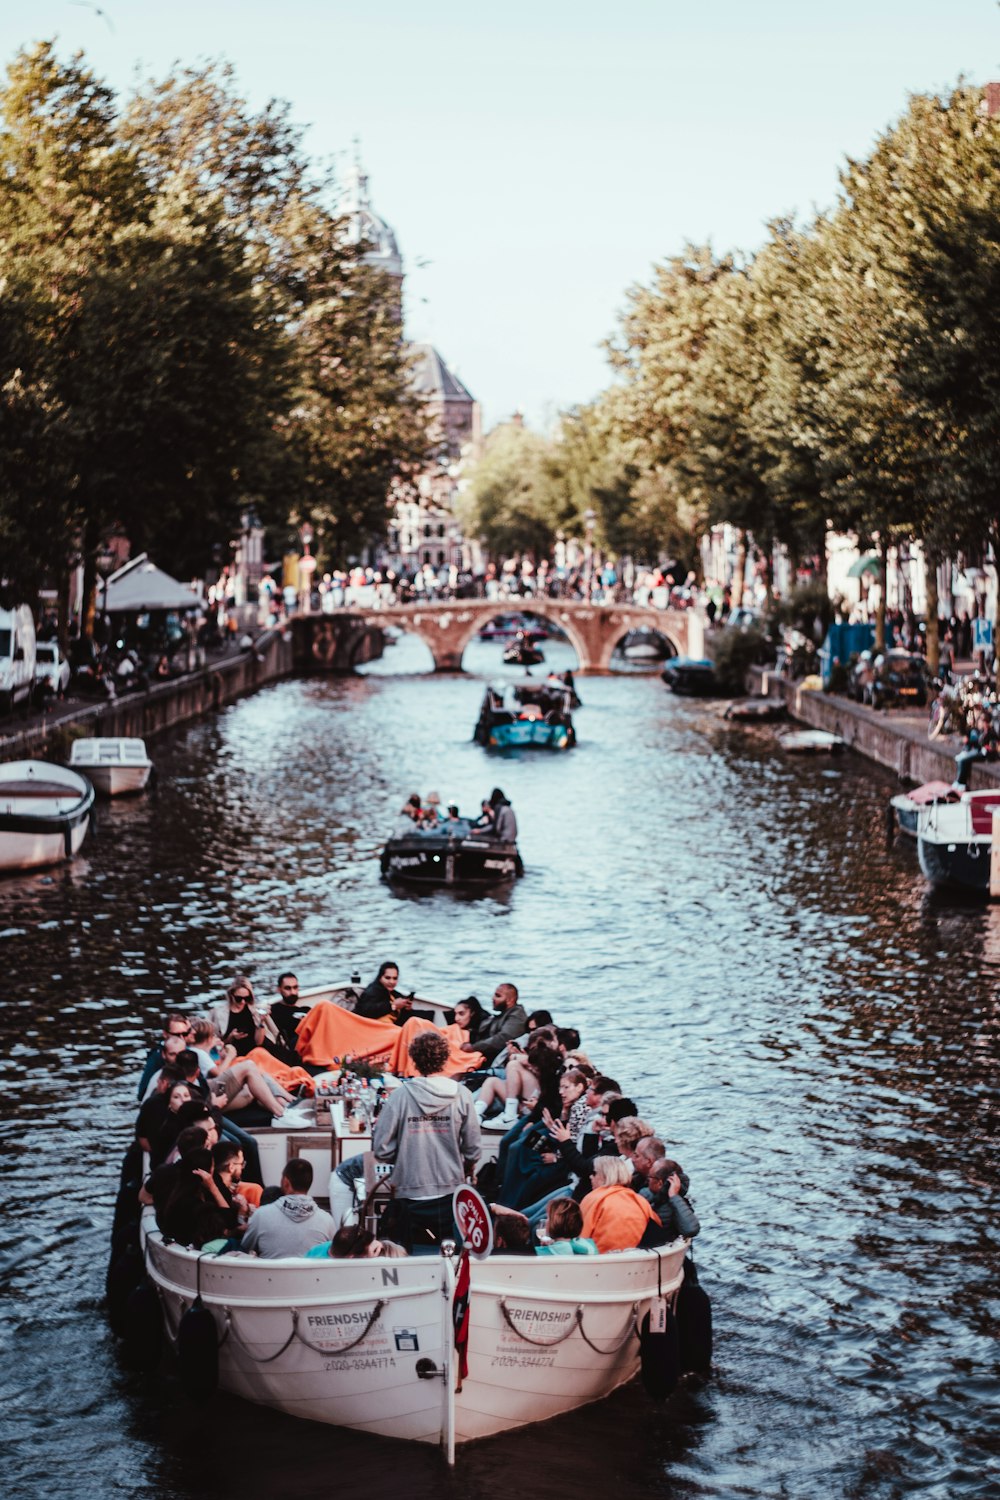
(2, 1, 998, 429)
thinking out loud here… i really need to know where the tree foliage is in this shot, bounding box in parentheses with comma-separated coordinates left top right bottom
(0, 44, 428, 617)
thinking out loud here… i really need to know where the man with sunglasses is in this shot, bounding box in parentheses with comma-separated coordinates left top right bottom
(136, 1012, 195, 1100)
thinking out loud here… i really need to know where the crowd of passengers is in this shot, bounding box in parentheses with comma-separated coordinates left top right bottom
(396, 786, 517, 842)
(129, 968, 700, 1262)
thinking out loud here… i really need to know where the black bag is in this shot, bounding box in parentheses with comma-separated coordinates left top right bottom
(675, 1256, 713, 1375)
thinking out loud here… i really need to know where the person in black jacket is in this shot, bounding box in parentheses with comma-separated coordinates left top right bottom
(354, 962, 412, 1024)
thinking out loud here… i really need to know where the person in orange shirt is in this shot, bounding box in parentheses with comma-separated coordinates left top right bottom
(580, 1156, 660, 1252)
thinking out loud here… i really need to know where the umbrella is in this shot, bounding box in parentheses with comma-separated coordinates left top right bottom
(104, 556, 202, 612)
(847, 554, 881, 579)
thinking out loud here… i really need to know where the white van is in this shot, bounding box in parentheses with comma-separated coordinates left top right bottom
(0, 604, 37, 713)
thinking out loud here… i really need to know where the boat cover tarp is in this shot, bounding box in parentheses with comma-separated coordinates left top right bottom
(295, 1004, 484, 1076)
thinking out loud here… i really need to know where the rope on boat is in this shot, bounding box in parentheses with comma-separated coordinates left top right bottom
(223, 1300, 387, 1362)
(499, 1298, 639, 1354)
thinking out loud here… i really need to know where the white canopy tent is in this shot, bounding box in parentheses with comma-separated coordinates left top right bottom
(102, 555, 203, 613)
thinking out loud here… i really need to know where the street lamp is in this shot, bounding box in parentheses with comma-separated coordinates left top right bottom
(583, 508, 596, 600)
(298, 522, 317, 614)
(95, 541, 115, 645)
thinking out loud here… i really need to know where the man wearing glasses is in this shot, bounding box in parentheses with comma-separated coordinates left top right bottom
(136, 1013, 194, 1100)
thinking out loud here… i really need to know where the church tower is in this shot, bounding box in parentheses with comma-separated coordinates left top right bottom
(342, 158, 481, 573)
(340, 158, 404, 321)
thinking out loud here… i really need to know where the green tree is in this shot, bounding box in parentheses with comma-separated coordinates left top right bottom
(455, 422, 556, 560)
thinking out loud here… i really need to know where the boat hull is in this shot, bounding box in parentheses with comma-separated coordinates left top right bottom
(0, 761, 95, 872)
(84, 763, 152, 797)
(381, 834, 522, 886)
(917, 832, 991, 893)
(915, 791, 1000, 894)
(143, 1225, 687, 1449)
(479, 720, 573, 750)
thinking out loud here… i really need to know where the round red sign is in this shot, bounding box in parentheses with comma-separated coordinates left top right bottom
(452, 1184, 493, 1259)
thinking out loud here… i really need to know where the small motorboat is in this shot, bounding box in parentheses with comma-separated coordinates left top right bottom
(889, 747, 982, 837)
(890, 781, 960, 838)
(916, 788, 1000, 894)
(381, 828, 523, 887)
(778, 730, 846, 755)
(473, 682, 576, 750)
(0, 759, 95, 872)
(724, 698, 787, 723)
(661, 657, 717, 695)
(502, 631, 545, 667)
(619, 628, 671, 662)
(68, 737, 153, 797)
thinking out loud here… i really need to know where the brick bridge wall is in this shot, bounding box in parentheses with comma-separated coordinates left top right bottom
(296, 599, 699, 674)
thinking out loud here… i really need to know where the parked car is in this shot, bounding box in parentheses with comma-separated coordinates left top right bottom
(850, 648, 928, 708)
(34, 641, 71, 699)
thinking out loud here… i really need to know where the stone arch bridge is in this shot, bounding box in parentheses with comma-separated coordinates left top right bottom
(295, 598, 702, 674)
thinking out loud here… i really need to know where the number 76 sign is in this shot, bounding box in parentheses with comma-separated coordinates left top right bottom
(453, 1185, 493, 1259)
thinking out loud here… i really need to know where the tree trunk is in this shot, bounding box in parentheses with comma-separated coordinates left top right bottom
(875, 537, 888, 653)
(992, 524, 1000, 693)
(923, 547, 940, 676)
(731, 530, 747, 607)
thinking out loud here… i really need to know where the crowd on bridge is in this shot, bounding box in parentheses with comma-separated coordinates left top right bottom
(256, 556, 704, 625)
(118, 964, 700, 1263)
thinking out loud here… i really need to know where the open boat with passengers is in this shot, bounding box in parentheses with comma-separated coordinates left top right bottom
(123, 977, 697, 1462)
(501, 631, 545, 667)
(0, 758, 95, 872)
(381, 793, 523, 887)
(473, 679, 576, 750)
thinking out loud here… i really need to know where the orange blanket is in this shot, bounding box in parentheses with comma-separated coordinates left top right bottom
(294, 1003, 484, 1078)
(244, 1047, 318, 1097)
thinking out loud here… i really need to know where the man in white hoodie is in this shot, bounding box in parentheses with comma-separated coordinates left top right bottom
(373, 1031, 481, 1250)
(239, 1158, 335, 1257)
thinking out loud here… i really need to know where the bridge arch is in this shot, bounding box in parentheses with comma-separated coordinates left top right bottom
(298, 598, 695, 673)
(449, 607, 585, 674)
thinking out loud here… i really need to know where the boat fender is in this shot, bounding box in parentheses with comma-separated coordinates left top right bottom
(639, 1301, 680, 1401)
(105, 1242, 145, 1338)
(177, 1296, 219, 1400)
(121, 1279, 164, 1372)
(675, 1258, 713, 1376)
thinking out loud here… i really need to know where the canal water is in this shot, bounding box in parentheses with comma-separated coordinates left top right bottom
(0, 637, 998, 1500)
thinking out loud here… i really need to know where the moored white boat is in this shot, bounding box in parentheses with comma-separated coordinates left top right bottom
(0, 759, 95, 872)
(142, 1218, 687, 1457)
(778, 729, 845, 755)
(916, 788, 1000, 894)
(69, 737, 152, 797)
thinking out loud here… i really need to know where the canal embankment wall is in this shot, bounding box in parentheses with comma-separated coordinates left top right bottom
(0, 626, 295, 764)
(750, 665, 1000, 790)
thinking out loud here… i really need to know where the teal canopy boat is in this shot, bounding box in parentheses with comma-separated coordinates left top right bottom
(473, 682, 576, 750)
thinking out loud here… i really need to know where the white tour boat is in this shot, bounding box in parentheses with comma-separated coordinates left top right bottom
(0, 759, 95, 872)
(142, 1218, 688, 1459)
(69, 737, 153, 797)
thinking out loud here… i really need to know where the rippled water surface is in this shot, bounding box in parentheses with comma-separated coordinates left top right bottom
(1, 638, 998, 1500)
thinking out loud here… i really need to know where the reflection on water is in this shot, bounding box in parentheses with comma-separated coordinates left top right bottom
(0, 647, 998, 1500)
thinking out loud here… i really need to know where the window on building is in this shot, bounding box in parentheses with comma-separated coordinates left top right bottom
(438, 524, 445, 538)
